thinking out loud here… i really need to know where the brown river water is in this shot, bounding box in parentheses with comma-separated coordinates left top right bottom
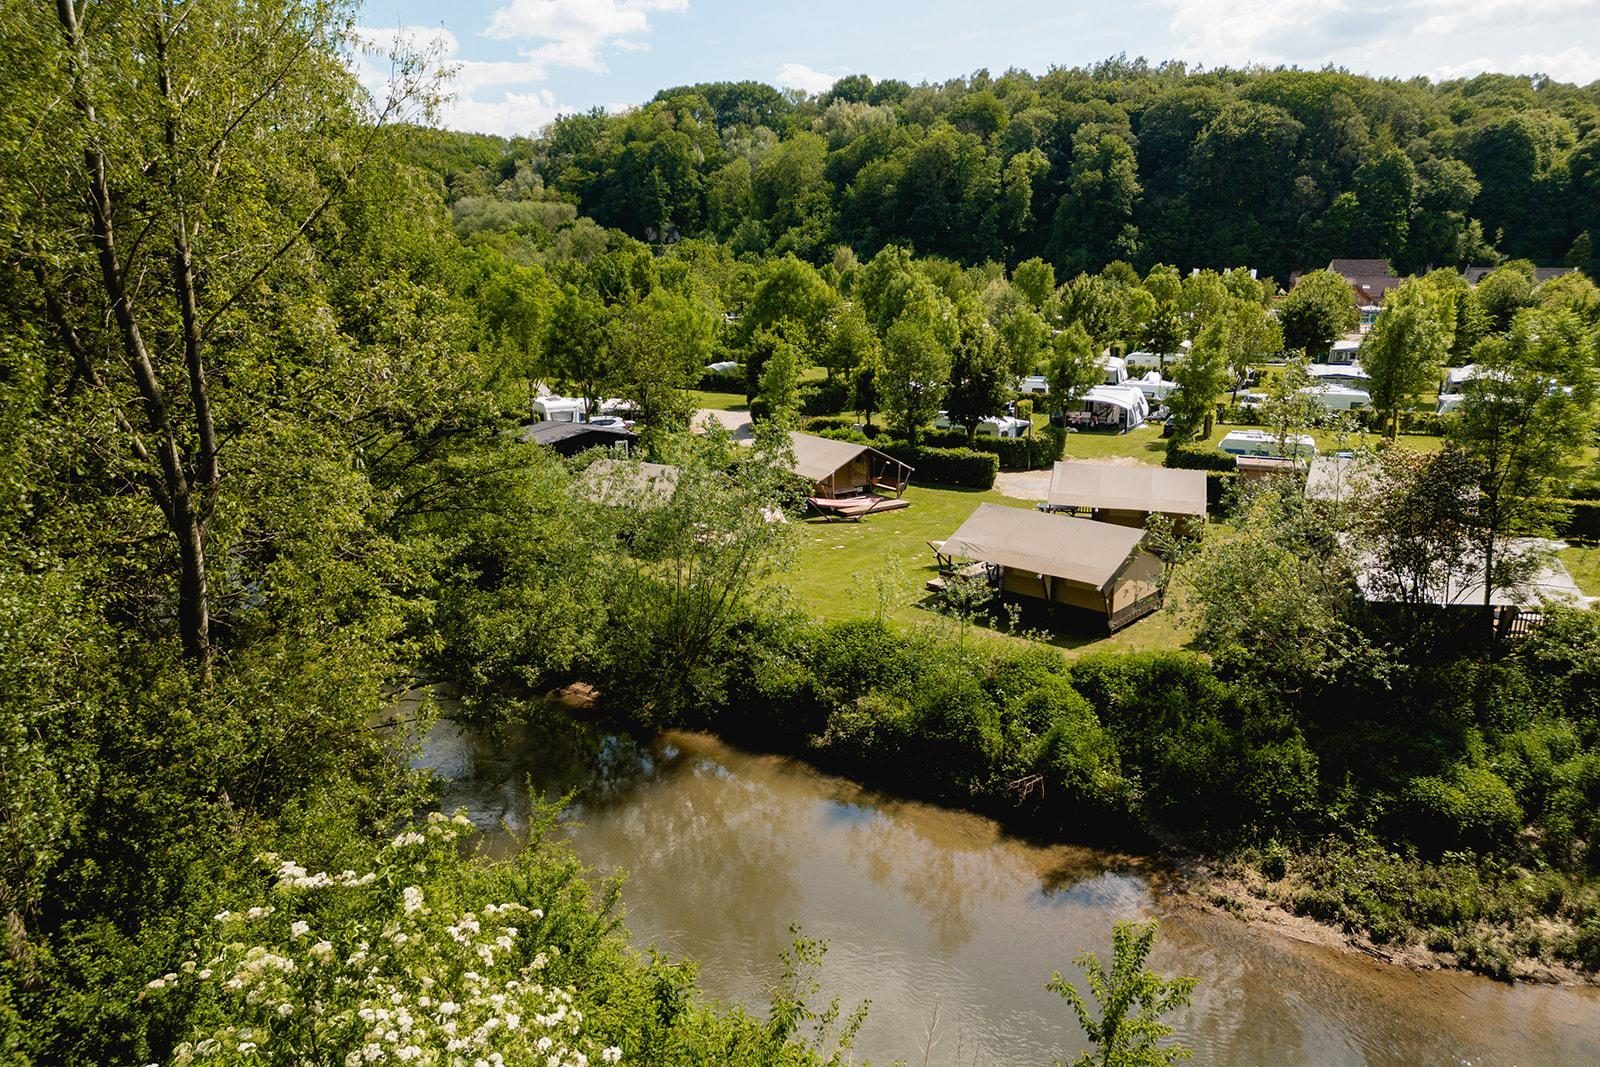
(414, 711, 1600, 1066)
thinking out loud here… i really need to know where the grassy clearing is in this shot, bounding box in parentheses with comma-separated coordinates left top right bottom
(1559, 544, 1600, 597)
(778, 481, 1195, 656)
(689, 389, 748, 412)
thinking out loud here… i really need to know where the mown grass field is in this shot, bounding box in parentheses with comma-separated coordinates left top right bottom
(778, 481, 1195, 656)
(1560, 544, 1600, 597)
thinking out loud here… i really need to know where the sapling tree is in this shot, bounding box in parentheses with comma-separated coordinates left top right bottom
(1050, 920, 1197, 1067)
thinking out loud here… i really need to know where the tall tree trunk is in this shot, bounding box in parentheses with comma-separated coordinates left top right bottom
(57, 0, 213, 670)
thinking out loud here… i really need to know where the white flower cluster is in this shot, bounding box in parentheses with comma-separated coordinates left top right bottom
(151, 812, 624, 1067)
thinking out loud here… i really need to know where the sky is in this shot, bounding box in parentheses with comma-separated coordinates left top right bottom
(350, 0, 1600, 136)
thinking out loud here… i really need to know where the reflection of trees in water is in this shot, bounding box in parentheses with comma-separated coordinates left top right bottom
(572, 750, 805, 972)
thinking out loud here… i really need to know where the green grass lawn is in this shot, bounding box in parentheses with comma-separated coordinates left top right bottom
(1560, 544, 1600, 597)
(689, 389, 748, 412)
(779, 482, 1194, 656)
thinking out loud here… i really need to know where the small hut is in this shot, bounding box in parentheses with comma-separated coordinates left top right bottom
(786, 432, 912, 500)
(936, 504, 1162, 631)
(1043, 461, 1206, 536)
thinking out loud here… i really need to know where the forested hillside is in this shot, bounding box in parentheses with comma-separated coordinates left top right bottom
(419, 62, 1600, 279)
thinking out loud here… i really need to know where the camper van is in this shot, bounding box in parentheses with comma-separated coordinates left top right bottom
(1217, 429, 1317, 459)
(1099, 355, 1129, 386)
(531, 395, 589, 423)
(1299, 384, 1371, 411)
(1134, 371, 1179, 402)
(1018, 374, 1050, 395)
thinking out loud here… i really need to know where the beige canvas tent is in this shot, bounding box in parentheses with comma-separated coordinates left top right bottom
(786, 431, 912, 499)
(937, 503, 1162, 631)
(1044, 461, 1207, 535)
(580, 459, 680, 507)
(1303, 455, 1378, 504)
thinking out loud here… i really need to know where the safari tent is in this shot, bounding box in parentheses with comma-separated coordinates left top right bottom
(580, 459, 680, 507)
(936, 503, 1162, 631)
(1043, 461, 1206, 536)
(786, 431, 912, 500)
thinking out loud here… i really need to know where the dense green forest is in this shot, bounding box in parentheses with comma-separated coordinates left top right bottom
(424, 62, 1600, 279)
(3, 0, 1600, 1063)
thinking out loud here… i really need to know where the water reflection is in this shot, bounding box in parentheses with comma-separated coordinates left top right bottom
(422, 716, 1600, 1067)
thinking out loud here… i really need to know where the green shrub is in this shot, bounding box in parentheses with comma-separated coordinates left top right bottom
(1404, 765, 1524, 853)
(1164, 440, 1237, 472)
(798, 378, 851, 415)
(878, 443, 999, 489)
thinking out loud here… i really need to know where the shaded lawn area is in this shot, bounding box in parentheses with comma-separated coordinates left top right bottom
(780, 481, 1193, 656)
(1560, 544, 1600, 597)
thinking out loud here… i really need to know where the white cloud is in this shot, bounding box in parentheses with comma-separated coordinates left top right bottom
(775, 62, 842, 94)
(1155, 0, 1600, 80)
(485, 0, 688, 73)
(350, 26, 566, 136)
(1435, 46, 1600, 86)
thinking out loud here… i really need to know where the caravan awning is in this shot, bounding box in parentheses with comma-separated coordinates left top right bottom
(941, 503, 1147, 590)
(1046, 462, 1206, 517)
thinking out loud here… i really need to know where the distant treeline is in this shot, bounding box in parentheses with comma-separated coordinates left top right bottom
(406, 61, 1600, 280)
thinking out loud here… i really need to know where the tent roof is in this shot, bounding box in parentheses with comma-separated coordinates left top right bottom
(1080, 385, 1144, 412)
(580, 459, 680, 506)
(1351, 538, 1589, 609)
(1303, 455, 1378, 503)
(941, 503, 1149, 590)
(786, 431, 903, 483)
(1046, 462, 1206, 517)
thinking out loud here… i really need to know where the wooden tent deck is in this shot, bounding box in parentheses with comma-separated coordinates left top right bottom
(806, 495, 912, 522)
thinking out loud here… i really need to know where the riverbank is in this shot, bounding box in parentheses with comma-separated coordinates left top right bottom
(454, 678, 1600, 991)
(420, 712, 1600, 1064)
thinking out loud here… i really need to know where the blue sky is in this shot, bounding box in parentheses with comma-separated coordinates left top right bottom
(351, 0, 1600, 135)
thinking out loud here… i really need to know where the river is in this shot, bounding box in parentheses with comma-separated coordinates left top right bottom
(416, 710, 1600, 1066)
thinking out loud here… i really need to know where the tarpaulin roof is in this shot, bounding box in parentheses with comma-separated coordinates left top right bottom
(940, 503, 1148, 590)
(1046, 462, 1207, 517)
(787, 431, 905, 483)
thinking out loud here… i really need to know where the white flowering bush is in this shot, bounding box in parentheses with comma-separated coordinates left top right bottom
(143, 812, 624, 1067)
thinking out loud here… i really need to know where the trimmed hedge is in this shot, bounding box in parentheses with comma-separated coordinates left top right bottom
(918, 426, 1063, 470)
(798, 378, 852, 416)
(1165, 440, 1238, 471)
(1548, 500, 1600, 540)
(879, 443, 999, 489)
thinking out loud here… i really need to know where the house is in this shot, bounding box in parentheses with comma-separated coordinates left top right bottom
(520, 420, 636, 457)
(784, 431, 912, 500)
(1324, 258, 1404, 307)
(934, 503, 1163, 631)
(1042, 461, 1206, 536)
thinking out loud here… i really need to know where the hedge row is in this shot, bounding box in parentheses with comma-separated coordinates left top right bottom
(879, 443, 1000, 489)
(1548, 500, 1600, 540)
(1165, 440, 1238, 471)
